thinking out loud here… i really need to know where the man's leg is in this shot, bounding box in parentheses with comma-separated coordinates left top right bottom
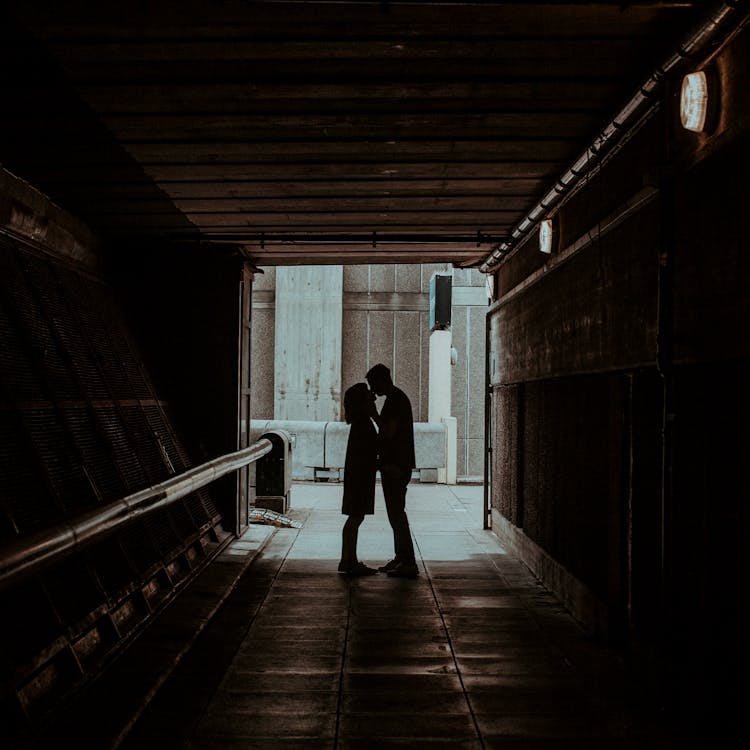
(382, 468, 415, 565)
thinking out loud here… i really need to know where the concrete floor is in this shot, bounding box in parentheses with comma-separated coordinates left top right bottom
(113, 481, 674, 749)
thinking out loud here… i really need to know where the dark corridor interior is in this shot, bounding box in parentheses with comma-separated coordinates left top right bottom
(1, 2, 749, 747)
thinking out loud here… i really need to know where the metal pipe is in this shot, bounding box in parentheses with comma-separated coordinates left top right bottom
(0, 438, 273, 591)
(483, 306, 492, 530)
(479, 0, 750, 273)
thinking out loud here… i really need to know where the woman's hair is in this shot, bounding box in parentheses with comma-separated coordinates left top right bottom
(343, 382, 371, 424)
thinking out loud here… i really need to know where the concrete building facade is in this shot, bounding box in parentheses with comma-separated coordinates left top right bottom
(251, 264, 488, 479)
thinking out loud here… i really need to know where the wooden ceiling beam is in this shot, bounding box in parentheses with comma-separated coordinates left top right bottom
(98, 218, 513, 233)
(121, 139, 578, 164)
(22, 2, 688, 41)
(37, 178, 547, 198)
(142, 162, 564, 181)
(9, 0, 698, 264)
(95, 112, 602, 140)
(90, 197, 533, 213)
(43, 38, 646, 66)
(77, 80, 618, 114)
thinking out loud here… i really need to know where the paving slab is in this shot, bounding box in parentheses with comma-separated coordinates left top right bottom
(116, 480, 676, 748)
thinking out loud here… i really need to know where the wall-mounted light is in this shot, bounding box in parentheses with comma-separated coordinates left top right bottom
(680, 71, 710, 132)
(539, 218, 555, 255)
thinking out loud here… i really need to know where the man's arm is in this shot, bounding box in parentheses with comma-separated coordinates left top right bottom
(377, 400, 398, 439)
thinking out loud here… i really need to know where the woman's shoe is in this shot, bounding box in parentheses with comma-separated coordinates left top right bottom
(339, 561, 378, 576)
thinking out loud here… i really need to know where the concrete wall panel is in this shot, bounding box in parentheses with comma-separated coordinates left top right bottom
(467, 307, 486, 440)
(369, 264, 395, 292)
(342, 308, 368, 393)
(250, 307, 275, 419)
(343, 265, 369, 292)
(367, 310, 394, 374)
(492, 384, 520, 525)
(395, 264, 421, 293)
(274, 266, 343, 421)
(450, 305, 468, 477)
(466, 438, 484, 477)
(253, 266, 276, 291)
(394, 311, 421, 411)
(419, 310, 430, 422)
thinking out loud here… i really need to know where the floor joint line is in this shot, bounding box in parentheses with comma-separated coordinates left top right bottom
(333, 582, 352, 750)
(414, 535, 487, 750)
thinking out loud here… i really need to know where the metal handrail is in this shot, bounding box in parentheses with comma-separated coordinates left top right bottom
(0, 438, 273, 592)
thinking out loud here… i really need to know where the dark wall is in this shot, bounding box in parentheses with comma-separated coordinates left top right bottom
(488, 25, 749, 737)
(0, 229, 228, 742)
(107, 244, 246, 529)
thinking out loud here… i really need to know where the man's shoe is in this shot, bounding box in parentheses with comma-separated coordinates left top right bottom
(387, 561, 419, 578)
(378, 558, 400, 573)
(341, 562, 378, 576)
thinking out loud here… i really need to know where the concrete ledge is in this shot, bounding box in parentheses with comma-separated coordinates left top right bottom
(29, 523, 278, 747)
(250, 419, 326, 481)
(250, 419, 447, 481)
(491, 509, 610, 638)
(1, 167, 100, 269)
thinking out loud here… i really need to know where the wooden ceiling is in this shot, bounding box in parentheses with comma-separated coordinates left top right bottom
(6, 1, 701, 267)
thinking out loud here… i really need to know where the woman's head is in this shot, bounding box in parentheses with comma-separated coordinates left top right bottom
(344, 382, 374, 424)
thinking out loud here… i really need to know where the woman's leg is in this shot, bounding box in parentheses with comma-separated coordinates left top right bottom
(339, 514, 364, 571)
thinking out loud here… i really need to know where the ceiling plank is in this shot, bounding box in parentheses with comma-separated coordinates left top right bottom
(6, 0, 700, 262)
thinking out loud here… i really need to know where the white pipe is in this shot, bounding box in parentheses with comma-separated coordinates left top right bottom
(0, 439, 273, 591)
(480, 0, 750, 273)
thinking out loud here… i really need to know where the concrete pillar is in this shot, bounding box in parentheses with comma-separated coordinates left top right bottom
(443, 415, 458, 485)
(429, 328, 456, 483)
(274, 266, 343, 421)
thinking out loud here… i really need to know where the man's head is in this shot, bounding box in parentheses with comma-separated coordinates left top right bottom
(366, 363, 393, 397)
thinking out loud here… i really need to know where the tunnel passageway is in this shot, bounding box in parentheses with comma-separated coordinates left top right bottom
(81, 482, 675, 749)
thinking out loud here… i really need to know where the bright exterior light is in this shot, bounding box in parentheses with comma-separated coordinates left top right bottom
(680, 71, 709, 132)
(539, 219, 554, 254)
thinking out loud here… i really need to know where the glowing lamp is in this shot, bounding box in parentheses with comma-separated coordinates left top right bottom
(680, 71, 709, 132)
(539, 219, 554, 255)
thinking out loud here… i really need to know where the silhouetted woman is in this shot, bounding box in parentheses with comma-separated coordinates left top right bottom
(338, 382, 379, 575)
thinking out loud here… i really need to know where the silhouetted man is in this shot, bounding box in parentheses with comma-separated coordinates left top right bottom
(366, 363, 419, 578)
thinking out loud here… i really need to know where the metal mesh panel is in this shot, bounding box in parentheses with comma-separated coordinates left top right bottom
(58, 272, 133, 400)
(1, 236, 229, 725)
(145, 508, 181, 557)
(141, 405, 220, 523)
(24, 255, 110, 401)
(183, 491, 216, 528)
(22, 408, 98, 518)
(168, 501, 197, 538)
(0, 294, 43, 401)
(94, 406, 147, 492)
(80, 278, 154, 400)
(59, 408, 124, 507)
(0, 411, 57, 538)
(0, 247, 78, 401)
(120, 405, 172, 483)
(142, 405, 189, 473)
